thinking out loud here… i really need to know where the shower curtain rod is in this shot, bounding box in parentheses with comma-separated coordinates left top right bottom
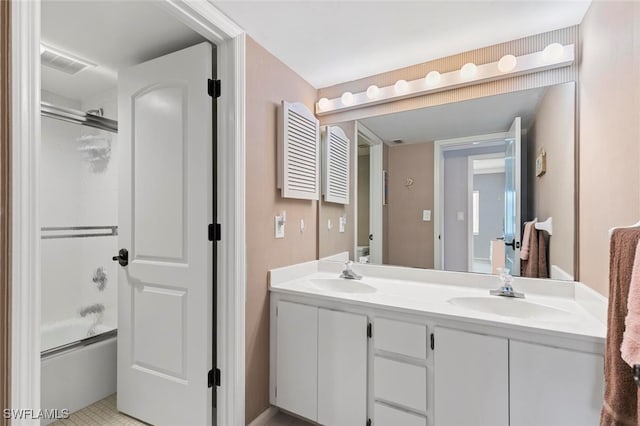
(41, 101, 118, 133)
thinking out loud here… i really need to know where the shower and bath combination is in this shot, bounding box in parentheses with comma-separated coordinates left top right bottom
(40, 101, 119, 355)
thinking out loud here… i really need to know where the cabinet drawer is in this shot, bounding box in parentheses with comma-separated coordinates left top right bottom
(374, 356, 427, 412)
(374, 318, 427, 359)
(374, 403, 427, 426)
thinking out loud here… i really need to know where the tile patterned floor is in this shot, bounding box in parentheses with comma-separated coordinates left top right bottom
(50, 393, 312, 426)
(51, 394, 148, 426)
(265, 411, 315, 426)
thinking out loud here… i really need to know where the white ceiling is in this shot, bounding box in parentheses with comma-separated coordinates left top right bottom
(359, 85, 550, 144)
(214, 1, 591, 88)
(41, 1, 206, 102)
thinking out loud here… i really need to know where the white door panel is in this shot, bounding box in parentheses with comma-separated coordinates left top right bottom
(276, 301, 318, 421)
(318, 308, 367, 426)
(118, 42, 213, 426)
(504, 116, 522, 275)
(133, 85, 187, 261)
(434, 327, 509, 426)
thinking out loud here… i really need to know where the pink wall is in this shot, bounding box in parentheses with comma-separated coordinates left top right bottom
(578, 2, 640, 295)
(387, 143, 435, 268)
(245, 36, 318, 422)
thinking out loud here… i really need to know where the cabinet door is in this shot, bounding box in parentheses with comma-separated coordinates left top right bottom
(276, 301, 318, 421)
(318, 308, 367, 426)
(510, 340, 604, 426)
(434, 327, 509, 426)
(374, 403, 427, 426)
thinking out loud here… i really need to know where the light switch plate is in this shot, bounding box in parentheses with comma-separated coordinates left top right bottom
(457, 211, 464, 221)
(275, 216, 284, 238)
(422, 210, 431, 221)
(339, 215, 346, 233)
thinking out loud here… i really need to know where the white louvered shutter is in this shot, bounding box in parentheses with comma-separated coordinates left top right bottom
(278, 101, 320, 200)
(322, 125, 350, 204)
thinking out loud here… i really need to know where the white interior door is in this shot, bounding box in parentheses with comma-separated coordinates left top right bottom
(358, 123, 384, 265)
(504, 117, 521, 275)
(117, 42, 213, 426)
(369, 143, 383, 264)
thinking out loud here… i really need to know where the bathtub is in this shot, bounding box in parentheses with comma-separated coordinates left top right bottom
(41, 321, 117, 425)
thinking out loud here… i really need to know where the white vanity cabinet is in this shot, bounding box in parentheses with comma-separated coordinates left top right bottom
(318, 308, 368, 426)
(509, 340, 604, 426)
(433, 327, 604, 426)
(372, 317, 429, 425)
(433, 327, 509, 426)
(270, 287, 604, 426)
(274, 300, 368, 425)
(275, 301, 318, 420)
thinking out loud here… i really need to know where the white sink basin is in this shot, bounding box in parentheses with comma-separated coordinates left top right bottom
(310, 278, 376, 294)
(448, 296, 572, 320)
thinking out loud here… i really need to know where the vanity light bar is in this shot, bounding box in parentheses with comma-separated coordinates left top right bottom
(315, 43, 575, 115)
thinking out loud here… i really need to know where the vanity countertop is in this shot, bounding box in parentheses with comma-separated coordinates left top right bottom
(269, 260, 607, 344)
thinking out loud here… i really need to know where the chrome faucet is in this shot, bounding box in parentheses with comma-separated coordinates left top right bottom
(340, 260, 362, 280)
(490, 267, 524, 298)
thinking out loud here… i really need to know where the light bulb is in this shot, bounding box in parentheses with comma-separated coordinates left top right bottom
(425, 71, 441, 87)
(366, 85, 380, 100)
(341, 92, 354, 106)
(460, 63, 477, 80)
(498, 55, 517, 73)
(542, 43, 563, 62)
(394, 79, 409, 94)
(318, 97, 330, 111)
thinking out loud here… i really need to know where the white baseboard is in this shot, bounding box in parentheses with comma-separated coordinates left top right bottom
(248, 406, 279, 426)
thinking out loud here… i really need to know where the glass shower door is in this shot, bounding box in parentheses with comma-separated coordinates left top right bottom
(40, 110, 118, 353)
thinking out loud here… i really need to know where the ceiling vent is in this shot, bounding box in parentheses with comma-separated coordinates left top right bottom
(40, 44, 96, 75)
(392, 139, 404, 144)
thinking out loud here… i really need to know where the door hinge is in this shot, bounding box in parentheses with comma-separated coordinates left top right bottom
(430, 333, 435, 350)
(208, 79, 221, 98)
(208, 223, 221, 241)
(367, 322, 372, 338)
(366, 419, 371, 426)
(208, 368, 221, 388)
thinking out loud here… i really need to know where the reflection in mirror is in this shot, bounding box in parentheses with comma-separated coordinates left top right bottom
(319, 82, 575, 281)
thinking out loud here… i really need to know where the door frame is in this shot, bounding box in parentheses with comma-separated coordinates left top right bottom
(433, 132, 507, 270)
(466, 152, 506, 273)
(354, 122, 384, 264)
(10, 1, 247, 425)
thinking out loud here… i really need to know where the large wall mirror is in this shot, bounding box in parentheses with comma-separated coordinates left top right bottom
(319, 81, 576, 281)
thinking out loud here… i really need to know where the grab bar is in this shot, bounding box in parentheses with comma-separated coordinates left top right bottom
(41, 226, 118, 240)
